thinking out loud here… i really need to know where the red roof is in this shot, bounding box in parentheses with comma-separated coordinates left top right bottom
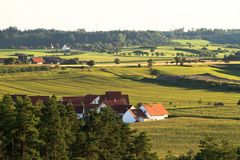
(31, 57, 45, 63)
(62, 96, 100, 113)
(100, 91, 130, 104)
(111, 105, 132, 114)
(29, 96, 50, 105)
(103, 100, 128, 106)
(143, 104, 169, 116)
(62, 96, 84, 105)
(82, 94, 99, 104)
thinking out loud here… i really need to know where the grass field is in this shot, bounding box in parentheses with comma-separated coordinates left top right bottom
(169, 106, 240, 120)
(1, 39, 239, 64)
(0, 66, 239, 106)
(131, 117, 240, 158)
(172, 39, 210, 46)
(0, 58, 239, 158)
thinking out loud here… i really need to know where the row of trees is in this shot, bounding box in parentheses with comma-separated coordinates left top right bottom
(0, 27, 170, 49)
(166, 28, 240, 44)
(174, 48, 218, 57)
(2, 27, 240, 49)
(0, 94, 157, 160)
(223, 51, 240, 63)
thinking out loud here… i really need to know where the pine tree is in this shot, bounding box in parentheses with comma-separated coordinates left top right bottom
(58, 103, 78, 158)
(0, 94, 17, 159)
(15, 96, 42, 159)
(132, 132, 158, 160)
(39, 95, 68, 160)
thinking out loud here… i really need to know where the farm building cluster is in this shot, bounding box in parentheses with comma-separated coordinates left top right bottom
(0, 53, 79, 65)
(10, 91, 169, 123)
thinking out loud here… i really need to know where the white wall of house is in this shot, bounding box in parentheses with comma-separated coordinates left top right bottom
(148, 115, 168, 120)
(140, 105, 151, 118)
(77, 113, 83, 119)
(37, 62, 43, 65)
(91, 96, 100, 104)
(123, 110, 136, 123)
(97, 103, 107, 112)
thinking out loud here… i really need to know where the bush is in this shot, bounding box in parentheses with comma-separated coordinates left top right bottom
(150, 69, 160, 76)
(237, 100, 240, 106)
(214, 102, 224, 107)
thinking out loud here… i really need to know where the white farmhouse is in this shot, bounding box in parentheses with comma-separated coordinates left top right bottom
(140, 103, 169, 120)
(123, 103, 169, 123)
(62, 44, 70, 52)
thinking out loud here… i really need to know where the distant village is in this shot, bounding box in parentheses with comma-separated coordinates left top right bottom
(0, 44, 83, 65)
(10, 91, 169, 123)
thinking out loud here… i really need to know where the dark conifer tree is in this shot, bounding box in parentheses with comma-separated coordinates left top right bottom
(0, 94, 17, 159)
(15, 96, 42, 159)
(39, 95, 68, 160)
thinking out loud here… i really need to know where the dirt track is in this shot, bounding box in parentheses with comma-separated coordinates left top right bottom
(61, 61, 240, 68)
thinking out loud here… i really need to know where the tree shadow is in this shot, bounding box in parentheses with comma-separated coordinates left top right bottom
(118, 75, 240, 93)
(211, 64, 240, 78)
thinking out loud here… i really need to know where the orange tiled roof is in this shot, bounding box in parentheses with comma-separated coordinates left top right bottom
(31, 57, 45, 63)
(143, 103, 169, 116)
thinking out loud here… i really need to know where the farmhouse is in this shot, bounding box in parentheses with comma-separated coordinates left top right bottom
(140, 103, 169, 120)
(123, 103, 169, 123)
(62, 91, 130, 118)
(30, 57, 45, 64)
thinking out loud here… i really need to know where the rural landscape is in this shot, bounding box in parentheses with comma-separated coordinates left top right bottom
(1, 0, 240, 159)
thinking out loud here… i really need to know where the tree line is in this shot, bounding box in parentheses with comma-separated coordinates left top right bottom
(165, 28, 240, 44)
(0, 94, 158, 160)
(0, 27, 170, 50)
(2, 27, 240, 50)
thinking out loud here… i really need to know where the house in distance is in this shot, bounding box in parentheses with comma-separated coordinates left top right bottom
(30, 57, 45, 65)
(123, 103, 169, 123)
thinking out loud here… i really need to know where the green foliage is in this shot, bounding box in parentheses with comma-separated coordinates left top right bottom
(0, 27, 171, 49)
(4, 58, 16, 65)
(0, 95, 156, 159)
(0, 66, 50, 74)
(86, 60, 95, 67)
(114, 58, 120, 64)
(147, 59, 154, 68)
(150, 68, 161, 76)
(195, 137, 238, 160)
(15, 97, 42, 159)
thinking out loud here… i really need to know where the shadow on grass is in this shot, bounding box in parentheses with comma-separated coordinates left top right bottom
(118, 75, 240, 93)
(100, 66, 240, 93)
(211, 64, 240, 78)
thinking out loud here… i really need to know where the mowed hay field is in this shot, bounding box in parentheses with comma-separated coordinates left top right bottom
(0, 65, 239, 158)
(0, 66, 239, 105)
(131, 118, 240, 158)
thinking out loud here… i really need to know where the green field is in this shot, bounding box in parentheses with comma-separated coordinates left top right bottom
(172, 39, 210, 46)
(1, 39, 239, 64)
(0, 43, 240, 158)
(0, 66, 239, 106)
(131, 118, 240, 158)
